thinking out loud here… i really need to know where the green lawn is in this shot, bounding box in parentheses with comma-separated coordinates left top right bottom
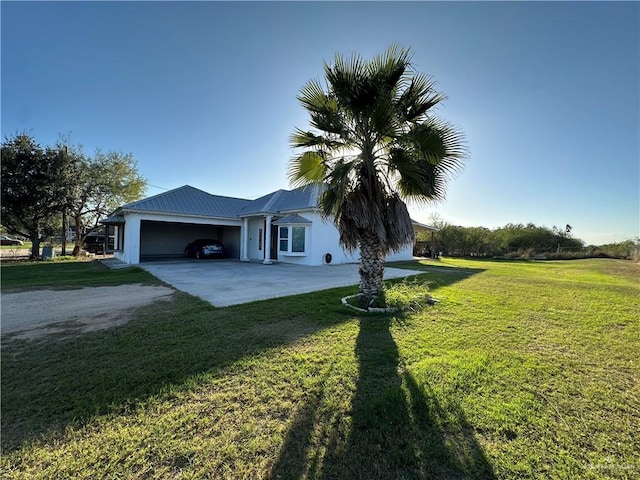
(1, 258, 638, 479)
(0, 259, 160, 291)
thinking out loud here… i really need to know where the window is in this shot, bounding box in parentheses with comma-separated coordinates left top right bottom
(258, 228, 263, 251)
(279, 226, 289, 252)
(277, 224, 307, 255)
(292, 226, 305, 252)
(115, 225, 124, 251)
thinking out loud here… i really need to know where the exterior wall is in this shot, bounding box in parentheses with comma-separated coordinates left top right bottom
(243, 210, 413, 266)
(243, 211, 355, 266)
(386, 244, 415, 262)
(246, 217, 265, 261)
(305, 212, 358, 266)
(115, 213, 142, 264)
(311, 213, 414, 264)
(113, 209, 415, 266)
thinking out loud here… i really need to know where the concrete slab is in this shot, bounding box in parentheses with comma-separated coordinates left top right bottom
(139, 260, 423, 307)
(99, 257, 133, 269)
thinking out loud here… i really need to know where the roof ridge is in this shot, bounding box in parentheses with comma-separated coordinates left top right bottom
(201, 189, 252, 202)
(261, 189, 285, 213)
(124, 185, 252, 210)
(123, 185, 194, 209)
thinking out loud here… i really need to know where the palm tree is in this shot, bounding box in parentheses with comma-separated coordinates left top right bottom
(289, 45, 467, 306)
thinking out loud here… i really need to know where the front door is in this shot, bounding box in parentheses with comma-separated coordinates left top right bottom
(270, 224, 278, 261)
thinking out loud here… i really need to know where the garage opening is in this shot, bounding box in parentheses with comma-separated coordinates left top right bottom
(139, 220, 241, 262)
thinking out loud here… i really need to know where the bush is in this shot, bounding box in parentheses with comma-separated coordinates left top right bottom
(381, 279, 432, 312)
(342, 278, 434, 313)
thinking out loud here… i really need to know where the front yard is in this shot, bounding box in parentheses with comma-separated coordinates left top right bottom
(1, 258, 638, 479)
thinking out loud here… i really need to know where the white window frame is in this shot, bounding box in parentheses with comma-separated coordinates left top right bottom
(278, 224, 308, 256)
(279, 226, 289, 252)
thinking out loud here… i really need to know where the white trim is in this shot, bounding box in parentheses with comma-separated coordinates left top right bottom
(263, 215, 273, 264)
(241, 218, 249, 261)
(277, 224, 308, 256)
(121, 208, 242, 225)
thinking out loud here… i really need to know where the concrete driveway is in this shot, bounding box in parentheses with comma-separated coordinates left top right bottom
(139, 259, 423, 307)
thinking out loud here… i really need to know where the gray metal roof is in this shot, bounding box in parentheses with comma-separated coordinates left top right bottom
(101, 214, 125, 224)
(240, 184, 322, 216)
(411, 220, 440, 232)
(119, 185, 252, 219)
(273, 214, 313, 225)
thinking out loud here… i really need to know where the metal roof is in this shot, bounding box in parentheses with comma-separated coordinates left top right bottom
(411, 220, 440, 232)
(240, 184, 323, 216)
(104, 185, 441, 240)
(118, 185, 252, 219)
(101, 214, 125, 224)
(273, 214, 313, 225)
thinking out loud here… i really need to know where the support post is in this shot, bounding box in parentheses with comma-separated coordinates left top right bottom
(263, 215, 273, 264)
(241, 218, 249, 261)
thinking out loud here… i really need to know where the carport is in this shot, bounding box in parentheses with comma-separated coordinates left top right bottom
(139, 220, 241, 261)
(101, 186, 251, 265)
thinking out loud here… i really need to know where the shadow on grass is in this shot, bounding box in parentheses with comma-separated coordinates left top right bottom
(269, 267, 493, 479)
(0, 288, 350, 451)
(386, 261, 486, 293)
(1, 261, 484, 457)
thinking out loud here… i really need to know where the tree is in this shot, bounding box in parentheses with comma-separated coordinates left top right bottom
(63, 144, 146, 255)
(1, 133, 77, 258)
(289, 46, 467, 305)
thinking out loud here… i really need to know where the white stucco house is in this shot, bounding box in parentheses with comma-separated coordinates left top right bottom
(101, 184, 437, 266)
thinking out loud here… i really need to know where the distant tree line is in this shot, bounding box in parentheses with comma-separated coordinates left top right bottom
(1, 133, 146, 258)
(417, 222, 639, 260)
(589, 239, 640, 260)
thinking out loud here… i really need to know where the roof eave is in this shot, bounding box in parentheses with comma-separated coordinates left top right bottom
(120, 208, 240, 222)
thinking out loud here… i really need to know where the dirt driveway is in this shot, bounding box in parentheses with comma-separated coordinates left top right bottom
(1, 284, 175, 340)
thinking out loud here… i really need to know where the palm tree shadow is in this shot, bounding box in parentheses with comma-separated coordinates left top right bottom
(269, 316, 496, 480)
(326, 317, 495, 479)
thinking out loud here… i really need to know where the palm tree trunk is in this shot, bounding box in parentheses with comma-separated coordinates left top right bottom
(358, 232, 385, 306)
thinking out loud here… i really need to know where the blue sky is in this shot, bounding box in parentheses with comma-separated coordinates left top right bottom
(2, 1, 638, 245)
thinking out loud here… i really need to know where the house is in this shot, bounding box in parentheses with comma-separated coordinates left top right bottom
(102, 184, 438, 265)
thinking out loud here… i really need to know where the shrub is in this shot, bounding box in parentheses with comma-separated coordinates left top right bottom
(381, 278, 433, 312)
(343, 278, 433, 312)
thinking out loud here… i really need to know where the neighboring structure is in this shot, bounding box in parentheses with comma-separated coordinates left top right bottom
(102, 184, 438, 265)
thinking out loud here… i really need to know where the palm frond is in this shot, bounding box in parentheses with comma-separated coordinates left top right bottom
(289, 129, 323, 149)
(369, 44, 411, 95)
(383, 193, 414, 252)
(289, 128, 346, 151)
(297, 79, 331, 113)
(309, 109, 348, 137)
(288, 151, 327, 188)
(397, 73, 445, 122)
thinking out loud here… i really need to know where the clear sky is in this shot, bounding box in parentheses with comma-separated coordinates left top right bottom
(2, 1, 638, 246)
